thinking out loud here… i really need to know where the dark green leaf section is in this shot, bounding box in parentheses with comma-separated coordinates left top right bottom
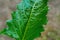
(0, 0, 48, 40)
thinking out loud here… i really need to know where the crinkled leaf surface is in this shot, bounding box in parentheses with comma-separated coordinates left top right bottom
(0, 0, 48, 40)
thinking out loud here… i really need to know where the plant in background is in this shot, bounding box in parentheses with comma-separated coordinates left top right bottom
(0, 0, 48, 40)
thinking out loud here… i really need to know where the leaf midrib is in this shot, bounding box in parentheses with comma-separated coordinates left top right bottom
(22, 0, 37, 40)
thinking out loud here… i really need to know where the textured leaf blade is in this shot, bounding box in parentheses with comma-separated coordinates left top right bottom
(0, 0, 48, 40)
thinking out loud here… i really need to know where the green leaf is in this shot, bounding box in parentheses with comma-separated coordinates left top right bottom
(0, 0, 48, 40)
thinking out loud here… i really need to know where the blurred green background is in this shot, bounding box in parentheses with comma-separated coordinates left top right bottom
(0, 0, 60, 40)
